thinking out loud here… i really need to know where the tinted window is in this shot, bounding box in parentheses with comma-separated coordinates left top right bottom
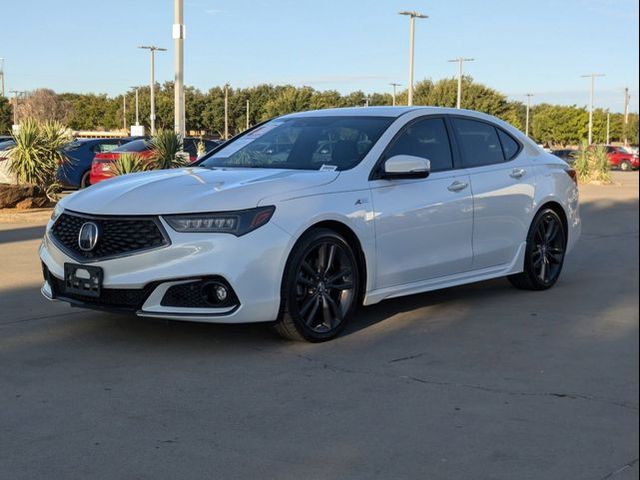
(92, 141, 120, 153)
(385, 118, 453, 172)
(201, 117, 393, 171)
(183, 139, 197, 157)
(452, 118, 504, 167)
(113, 139, 151, 153)
(497, 130, 520, 160)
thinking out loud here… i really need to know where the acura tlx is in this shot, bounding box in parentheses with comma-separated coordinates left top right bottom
(40, 107, 581, 342)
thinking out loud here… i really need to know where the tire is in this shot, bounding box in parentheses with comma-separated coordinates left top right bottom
(80, 170, 91, 189)
(508, 208, 567, 291)
(273, 228, 360, 342)
(619, 160, 631, 172)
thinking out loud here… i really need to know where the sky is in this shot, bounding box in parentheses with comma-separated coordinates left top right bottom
(1, 0, 638, 112)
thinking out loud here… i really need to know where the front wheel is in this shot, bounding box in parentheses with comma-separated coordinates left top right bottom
(508, 208, 566, 290)
(619, 160, 632, 171)
(273, 228, 360, 342)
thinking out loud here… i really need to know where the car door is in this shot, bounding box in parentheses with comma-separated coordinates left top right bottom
(450, 116, 535, 270)
(369, 116, 473, 288)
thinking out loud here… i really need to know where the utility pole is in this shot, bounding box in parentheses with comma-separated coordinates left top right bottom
(389, 82, 401, 106)
(581, 73, 605, 145)
(447, 57, 474, 109)
(246, 99, 250, 130)
(173, 0, 186, 139)
(139, 45, 166, 135)
(524, 93, 534, 137)
(363, 96, 370, 107)
(399, 11, 427, 106)
(224, 84, 229, 140)
(606, 110, 610, 145)
(0, 58, 5, 98)
(624, 87, 630, 145)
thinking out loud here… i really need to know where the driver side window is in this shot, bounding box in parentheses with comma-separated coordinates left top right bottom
(386, 118, 453, 172)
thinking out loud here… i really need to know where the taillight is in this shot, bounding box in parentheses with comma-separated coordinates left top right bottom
(565, 168, 578, 184)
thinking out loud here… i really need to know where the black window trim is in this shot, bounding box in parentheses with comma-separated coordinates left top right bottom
(448, 114, 523, 168)
(369, 114, 459, 180)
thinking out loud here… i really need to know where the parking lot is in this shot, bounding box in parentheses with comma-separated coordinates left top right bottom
(0, 172, 638, 479)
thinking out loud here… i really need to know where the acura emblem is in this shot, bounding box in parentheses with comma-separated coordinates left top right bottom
(78, 222, 100, 252)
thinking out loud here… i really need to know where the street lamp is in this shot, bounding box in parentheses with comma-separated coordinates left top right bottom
(130, 86, 140, 126)
(138, 45, 167, 135)
(524, 93, 534, 137)
(173, 0, 186, 139)
(447, 57, 474, 109)
(398, 10, 427, 106)
(389, 82, 401, 106)
(581, 73, 605, 145)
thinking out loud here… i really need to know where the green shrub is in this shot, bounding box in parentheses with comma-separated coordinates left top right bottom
(150, 130, 185, 170)
(8, 119, 71, 199)
(112, 153, 147, 176)
(573, 140, 612, 184)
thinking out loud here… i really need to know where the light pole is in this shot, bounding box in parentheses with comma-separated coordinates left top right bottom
(581, 73, 605, 145)
(606, 110, 610, 145)
(525, 93, 534, 137)
(0, 58, 5, 98)
(122, 95, 127, 131)
(448, 57, 474, 109)
(398, 10, 427, 106)
(246, 99, 250, 130)
(173, 0, 186, 139)
(224, 84, 229, 140)
(130, 86, 140, 125)
(389, 82, 401, 106)
(139, 45, 166, 135)
(624, 87, 630, 145)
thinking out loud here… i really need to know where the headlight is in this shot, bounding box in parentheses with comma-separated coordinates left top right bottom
(163, 206, 275, 236)
(50, 202, 64, 223)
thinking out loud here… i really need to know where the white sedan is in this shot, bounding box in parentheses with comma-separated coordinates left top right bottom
(40, 107, 581, 341)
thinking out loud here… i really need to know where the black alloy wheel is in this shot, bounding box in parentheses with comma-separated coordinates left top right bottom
(509, 208, 566, 290)
(274, 229, 360, 342)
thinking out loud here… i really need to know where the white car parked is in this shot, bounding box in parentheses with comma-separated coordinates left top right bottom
(40, 107, 581, 341)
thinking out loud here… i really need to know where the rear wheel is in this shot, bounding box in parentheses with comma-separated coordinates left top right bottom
(619, 160, 632, 171)
(273, 228, 360, 342)
(508, 208, 566, 290)
(80, 170, 91, 188)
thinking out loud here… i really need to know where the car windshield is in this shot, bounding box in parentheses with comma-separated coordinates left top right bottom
(200, 116, 393, 171)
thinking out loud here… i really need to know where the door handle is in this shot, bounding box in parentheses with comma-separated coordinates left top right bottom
(510, 168, 526, 179)
(447, 180, 469, 192)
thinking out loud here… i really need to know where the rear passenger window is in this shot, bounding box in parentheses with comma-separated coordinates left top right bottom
(497, 130, 520, 160)
(452, 118, 504, 167)
(386, 118, 453, 172)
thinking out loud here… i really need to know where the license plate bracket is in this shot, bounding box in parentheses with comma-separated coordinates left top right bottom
(64, 263, 103, 298)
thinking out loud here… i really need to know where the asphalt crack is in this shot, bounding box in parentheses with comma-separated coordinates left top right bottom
(599, 457, 639, 479)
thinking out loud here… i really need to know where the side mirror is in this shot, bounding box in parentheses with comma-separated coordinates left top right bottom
(382, 155, 430, 179)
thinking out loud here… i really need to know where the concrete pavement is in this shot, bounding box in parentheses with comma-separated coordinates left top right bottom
(0, 172, 638, 479)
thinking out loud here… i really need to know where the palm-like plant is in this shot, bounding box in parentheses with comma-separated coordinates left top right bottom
(150, 130, 185, 170)
(112, 153, 147, 177)
(8, 119, 71, 198)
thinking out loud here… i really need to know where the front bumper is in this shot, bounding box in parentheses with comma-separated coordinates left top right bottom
(40, 219, 292, 323)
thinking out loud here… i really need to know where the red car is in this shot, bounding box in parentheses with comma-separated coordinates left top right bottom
(604, 145, 639, 171)
(90, 138, 220, 185)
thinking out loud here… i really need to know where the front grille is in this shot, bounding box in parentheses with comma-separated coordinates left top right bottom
(50, 211, 169, 261)
(46, 270, 150, 311)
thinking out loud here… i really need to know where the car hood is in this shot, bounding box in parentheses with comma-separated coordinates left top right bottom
(63, 167, 339, 215)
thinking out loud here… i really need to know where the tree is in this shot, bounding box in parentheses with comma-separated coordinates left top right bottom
(0, 96, 12, 134)
(17, 89, 71, 123)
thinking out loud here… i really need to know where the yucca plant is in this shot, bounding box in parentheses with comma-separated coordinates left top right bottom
(590, 144, 612, 184)
(150, 130, 185, 170)
(573, 140, 591, 182)
(112, 153, 147, 177)
(8, 118, 71, 199)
